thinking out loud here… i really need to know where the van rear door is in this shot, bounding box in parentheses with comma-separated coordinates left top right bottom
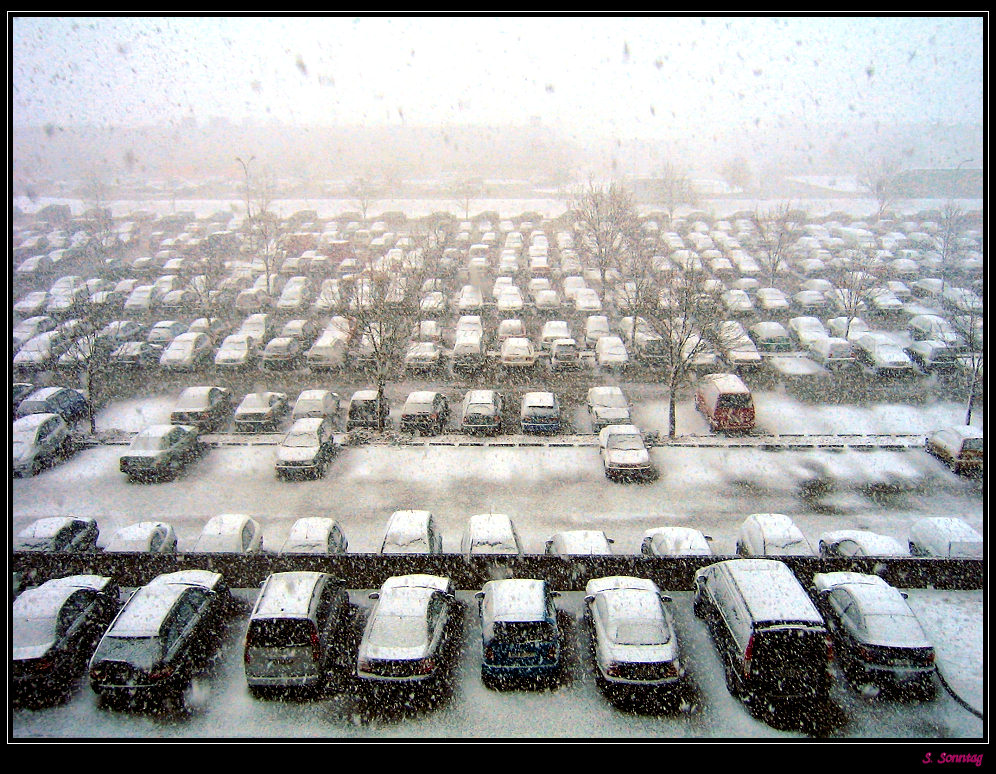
(748, 626, 829, 700)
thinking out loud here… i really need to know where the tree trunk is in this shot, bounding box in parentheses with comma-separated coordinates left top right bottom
(667, 372, 679, 439)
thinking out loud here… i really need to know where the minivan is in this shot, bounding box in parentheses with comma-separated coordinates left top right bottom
(693, 559, 832, 706)
(694, 373, 755, 432)
(243, 571, 352, 694)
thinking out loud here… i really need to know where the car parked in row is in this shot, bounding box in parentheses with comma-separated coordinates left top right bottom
(379, 510, 444, 554)
(817, 530, 908, 558)
(15, 516, 99, 553)
(280, 517, 348, 555)
(104, 521, 179, 553)
(640, 527, 714, 557)
(460, 513, 523, 558)
(400, 391, 450, 435)
(193, 514, 264, 554)
(234, 391, 289, 432)
(925, 425, 984, 476)
(119, 424, 203, 481)
(12, 412, 72, 477)
(275, 416, 338, 479)
(598, 424, 656, 481)
(736, 513, 814, 557)
(357, 574, 458, 689)
(13, 575, 121, 698)
(15, 386, 89, 424)
(89, 570, 233, 705)
(584, 576, 685, 694)
(460, 390, 505, 435)
(170, 386, 233, 431)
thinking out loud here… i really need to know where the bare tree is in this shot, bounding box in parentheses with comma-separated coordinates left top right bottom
(450, 178, 484, 220)
(348, 176, 378, 220)
(720, 156, 753, 194)
(570, 179, 640, 289)
(751, 204, 804, 288)
(650, 162, 698, 226)
(236, 157, 285, 305)
(859, 157, 905, 220)
(934, 202, 966, 293)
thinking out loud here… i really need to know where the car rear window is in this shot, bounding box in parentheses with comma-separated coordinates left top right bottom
(717, 393, 752, 409)
(493, 620, 556, 644)
(248, 618, 315, 648)
(95, 636, 163, 670)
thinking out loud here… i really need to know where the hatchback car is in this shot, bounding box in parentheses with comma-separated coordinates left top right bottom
(12, 412, 72, 477)
(736, 513, 815, 557)
(400, 391, 450, 435)
(460, 389, 505, 435)
(15, 516, 99, 553)
(234, 391, 289, 432)
(404, 341, 443, 374)
(598, 424, 656, 481)
(280, 517, 348, 555)
(925, 426, 983, 476)
(460, 513, 523, 558)
(640, 526, 714, 557)
(104, 521, 179, 553)
(275, 416, 338, 479)
(477, 578, 562, 685)
(147, 320, 188, 346)
(119, 424, 203, 480)
(244, 571, 353, 694)
(520, 391, 561, 434)
(500, 337, 538, 371)
(170, 386, 233, 431)
(379, 510, 444, 554)
(586, 386, 632, 433)
(89, 570, 232, 704)
(584, 576, 684, 693)
(813, 572, 936, 695)
(12, 575, 121, 697)
(817, 530, 908, 558)
(193, 514, 264, 554)
(357, 574, 458, 687)
(15, 386, 89, 424)
(215, 333, 262, 369)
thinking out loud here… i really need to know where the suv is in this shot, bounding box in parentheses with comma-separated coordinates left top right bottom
(243, 571, 353, 695)
(476, 578, 562, 686)
(693, 559, 832, 707)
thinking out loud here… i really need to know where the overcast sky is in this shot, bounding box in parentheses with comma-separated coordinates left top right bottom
(11, 16, 985, 140)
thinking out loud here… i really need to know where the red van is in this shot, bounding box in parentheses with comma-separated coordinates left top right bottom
(695, 373, 755, 432)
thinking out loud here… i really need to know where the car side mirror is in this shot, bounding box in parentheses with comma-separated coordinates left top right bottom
(660, 594, 673, 604)
(607, 538, 615, 544)
(704, 535, 714, 542)
(550, 591, 561, 599)
(583, 595, 595, 604)
(474, 591, 485, 601)
(368, 592, 380, 600)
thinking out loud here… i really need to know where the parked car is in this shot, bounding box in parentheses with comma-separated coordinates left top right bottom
(584, 576, 684, 693)
(549, 338, 582, 372)
(356, 574, 458, 687)
(12, 412, 72, 477)
(460, 513, 523, 558)
(904, 340, 958, 374)
(15, 386, 88, 424)
(159, 332, 214, 371)
(262, 336, 303, 369)
(787, 316, 829, 349)
(908, 314, 964, 351)
(694, 373, 755, 432)
(280, 517, 348, 555)
(813, 572, 936, 695)
(275, 416, 338, 479)
(292, 389, 341, 422)
(400, 391, 450, 435)
(817, 530, 908, 558)
(500, 337, 538, 371)
(477, 578, 562, 685)
(404, 341, 443, 373)
(193, 514, 264, 553)
(12, 381, 35, 418)
(119, 424, 203, 481)
(594, 335, 629, 372)
(587, 385, 632, 433)
(379, 510, 443, 554)
(13, 330, 70, 370)
(346, 389, 390, 431)
(15, 516, 99, 553)
(89, 570, 233, 704)
(925, 425, 983, 476)
(736, 513, 814, 557)
(640, 527, 713, 557)
(807, 336, 856, 371)
(109, 341, 165, 370)
(598, 424, 656, 481)
(12, 575, 121, 696)
(545, 530, 614, 557)
(908, 517, 982, 559)
(234, 391, 289, 432)
(460, 389, 505, 435)
(244, 571, 353, 694)
(187, 317, 231, 343)
(13, 315, 57, 352)
(104, 521, 178, 553)
(170, 386, 233, 431)
(520, 391, 561, 434)
(147, 320, 187, 346)
(854, 333, 916, 378)
(693, 558, 832, 706)
(215, 333, 262, 369)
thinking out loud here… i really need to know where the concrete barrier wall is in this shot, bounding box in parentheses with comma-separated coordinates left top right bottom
(11, 552, 984, 592)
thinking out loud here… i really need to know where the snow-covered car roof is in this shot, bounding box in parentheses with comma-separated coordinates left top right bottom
(14, 575, 115, 617)
(147, 569, 223, 591)
(643, 527, 713, 556)
(585, 576, 659, 598)
(380, 574, 452, 595)
(105, 521, 173, 551)
(812, 571, 892, 594)
(818, 530, 908, 556)
(550, 530, 613, 556)
(254, 571, 330, 618)
(702, 559, 824, 625)
(19, 516, 92, 539)
(482, 578, 549, 622)
(521, 391, 556, 408)
(598, 424, 643, 442)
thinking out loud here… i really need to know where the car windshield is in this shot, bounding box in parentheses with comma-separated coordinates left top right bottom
(406, 401, 434, 413)
(248, 619, 315, 648)
(718, 394, 752, 409)
(224, 339, 249, 352)
(608, 434, 644, 450)
(13, 616, 57, 649)
(368, 614, 428, 648)
(612, 619, 670, 646)
(766, 537, 808, 554)
(95, 636, 163, 671)
(171, 340, 195, 353)
(283, 431, 319, 448)
(130, 434, 166, 452)
(467, 403, 495, 416)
